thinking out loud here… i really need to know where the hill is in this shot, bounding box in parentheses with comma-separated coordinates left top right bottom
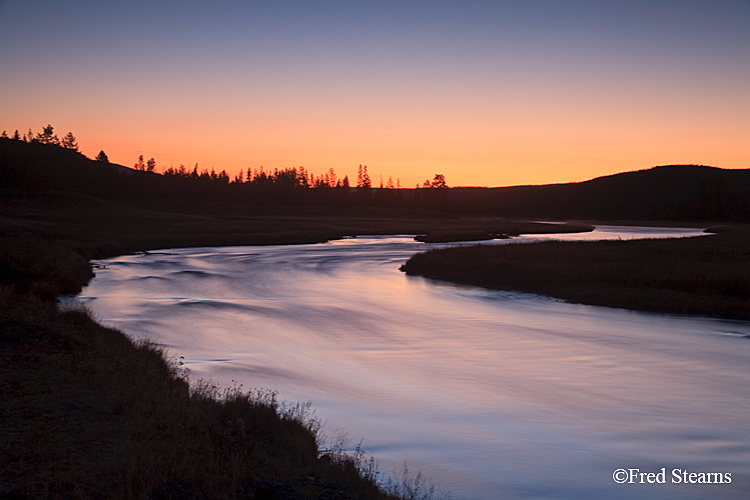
(3, 138, 749, 221)
(450, 165, 750, 221)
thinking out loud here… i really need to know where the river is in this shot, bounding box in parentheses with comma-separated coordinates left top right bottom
(74, 226, 750, 499)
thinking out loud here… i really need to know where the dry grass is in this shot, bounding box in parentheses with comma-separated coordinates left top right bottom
(1, 298, 411, 499)
(401, 227, 750, 320)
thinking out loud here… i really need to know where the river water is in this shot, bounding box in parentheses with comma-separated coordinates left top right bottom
(75, 226, 750, 499)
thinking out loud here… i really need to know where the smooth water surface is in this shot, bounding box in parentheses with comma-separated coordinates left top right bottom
(75, 227, 750, 499)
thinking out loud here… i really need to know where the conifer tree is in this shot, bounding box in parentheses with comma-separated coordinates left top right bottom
(357, 164, 371, 188)
(36, 124, 59, 145)
(61, 132, 79, 151)
(134, 154, 145, 171)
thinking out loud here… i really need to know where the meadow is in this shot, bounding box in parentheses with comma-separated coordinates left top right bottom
(401, 226, 750, 320)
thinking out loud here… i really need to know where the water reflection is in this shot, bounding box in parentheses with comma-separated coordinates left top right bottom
(77, 228, 750, 500)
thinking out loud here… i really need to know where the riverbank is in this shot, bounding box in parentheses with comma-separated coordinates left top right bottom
(400, 226, 750, 320)
(2, 252, 403, 498)
(1, 190, 593, 498)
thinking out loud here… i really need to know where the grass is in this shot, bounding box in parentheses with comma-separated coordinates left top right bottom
(401, 226, 750, 320)
(2, 295, 441, 499)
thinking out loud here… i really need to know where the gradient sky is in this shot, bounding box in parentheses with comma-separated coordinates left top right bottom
(1, 1, 748, 187)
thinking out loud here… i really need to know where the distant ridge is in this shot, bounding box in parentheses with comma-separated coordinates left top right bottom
(450, 165, 750, 221)
(2, 138, 748, 222)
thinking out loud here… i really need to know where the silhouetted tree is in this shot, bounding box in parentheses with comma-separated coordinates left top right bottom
(1, 131, 7, 138)
(356, 164, 371, 188)
(297, 166, 309, 188)
(61, 132, 79, 151)
(95, 150, 109, 162)
(431, 173, 448, 188)
(362, 165, 371, 188)
(12, 130, 20, 141)
(36, 124, 59, 145)
(134, 155, 145, 171)
(146, 157, 156, 172)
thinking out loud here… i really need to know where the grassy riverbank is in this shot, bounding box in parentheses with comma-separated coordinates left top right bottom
(401, 226, 750, 320)
(1, 243, 406, 498)
(3, 302, 384, 499)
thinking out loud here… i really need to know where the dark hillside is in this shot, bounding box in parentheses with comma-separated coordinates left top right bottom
(4, 139, 747, 221)
(0, 138, 134, 196)
(450, 165, 750, 221)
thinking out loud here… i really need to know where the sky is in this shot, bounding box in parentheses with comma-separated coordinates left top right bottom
(1, 0, 748, 188)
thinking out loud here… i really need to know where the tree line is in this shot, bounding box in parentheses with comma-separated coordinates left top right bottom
(4, 125, 746, 221)
(2, 124, 79, 151)
(1, 124, 450, 208)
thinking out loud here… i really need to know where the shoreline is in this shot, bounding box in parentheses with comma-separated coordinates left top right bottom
(400, 225, 750, 321)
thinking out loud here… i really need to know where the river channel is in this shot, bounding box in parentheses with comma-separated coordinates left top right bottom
(74, 226, 750, 499)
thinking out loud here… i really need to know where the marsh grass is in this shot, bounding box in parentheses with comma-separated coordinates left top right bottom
(401, 227, 750, 320)
(317, 435, 449, 500)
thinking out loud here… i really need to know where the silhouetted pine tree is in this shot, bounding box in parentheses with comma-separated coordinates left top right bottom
(61, 132, 79, 151)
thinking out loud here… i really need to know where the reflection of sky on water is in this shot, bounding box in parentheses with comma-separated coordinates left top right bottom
(76, 227, 750, 500)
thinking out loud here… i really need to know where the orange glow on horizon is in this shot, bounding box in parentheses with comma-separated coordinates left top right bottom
(2, 2, 748, 189)
(62, 109, 748, 189)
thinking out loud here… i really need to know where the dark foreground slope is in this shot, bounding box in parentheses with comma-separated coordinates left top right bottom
(1, 215, 459, 498)
(401, 227, 750, 320)
(2, 303, 396, 499)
